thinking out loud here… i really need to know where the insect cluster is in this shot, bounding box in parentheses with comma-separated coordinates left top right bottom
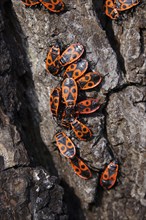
(21, 0, 65, 13)
(20, 0, 126, 189)
(104, 0, 140, 19)
(46, 42, 118, 188)
(21, 0, 140, 20)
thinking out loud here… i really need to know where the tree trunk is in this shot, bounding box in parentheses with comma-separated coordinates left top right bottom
(0, 0, 146, 219)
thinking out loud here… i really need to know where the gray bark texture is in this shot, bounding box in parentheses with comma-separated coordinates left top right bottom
(0, 0, 146, 219)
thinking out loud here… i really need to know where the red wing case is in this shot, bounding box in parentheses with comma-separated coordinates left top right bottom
(62, 78, 78, 108)
(46, 45, 61, 75)
(69, 156, 92, 179)
(40, 0, 65, 12)
(21, 0, 40, 6)
(63, 59, 88, 80)
(76, 98, 100, 114)
(50, 87, 61, 117)
(59, 43, 84, 66)
(100, 160, 119, 189)
(77, 72, 102, 90)
(115, 0, 139, 11)
(104, 0, 119, 19)
(70, 118, 93, 141)
(55, 132, 76, 158)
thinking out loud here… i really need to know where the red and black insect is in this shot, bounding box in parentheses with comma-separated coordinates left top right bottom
(76, 98, 100, 115)
(55, 132, 76, 158)
(40, 0, 65, 13)
(104, 0, 119, 19)
(69, 156, 92, 179)
(70, 118, 93, 141)
(62, 78, 78, 108)
(47, 42, 108, 183)
(50, 87, 61, 117)
(104, 0, 140, 19)
(46, 45, 61, 75)
(21, 0, 65, 13)
(77, 71, 102, 90)
(63, 59, 88, 80)
(21, 0, 40, 7)
(100, 160, 119, 189)
(115, 0, 140, 11)
(59, 43, 84, 67)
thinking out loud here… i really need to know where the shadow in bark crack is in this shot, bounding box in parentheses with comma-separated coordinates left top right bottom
(61, 179, 85, 220)
(92, 0, 126, 76)
(88, 184, 104, 210)
(2, 1, 58, 175)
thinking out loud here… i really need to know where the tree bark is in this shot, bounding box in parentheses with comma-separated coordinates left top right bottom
(0, 0, 146, 219)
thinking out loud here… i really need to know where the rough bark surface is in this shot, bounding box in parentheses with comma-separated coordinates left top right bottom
(0, 0, 146, 219)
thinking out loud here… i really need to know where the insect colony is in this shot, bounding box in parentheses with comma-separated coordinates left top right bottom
(21, 0, 140, 189)
(46, 42, 118, 189)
